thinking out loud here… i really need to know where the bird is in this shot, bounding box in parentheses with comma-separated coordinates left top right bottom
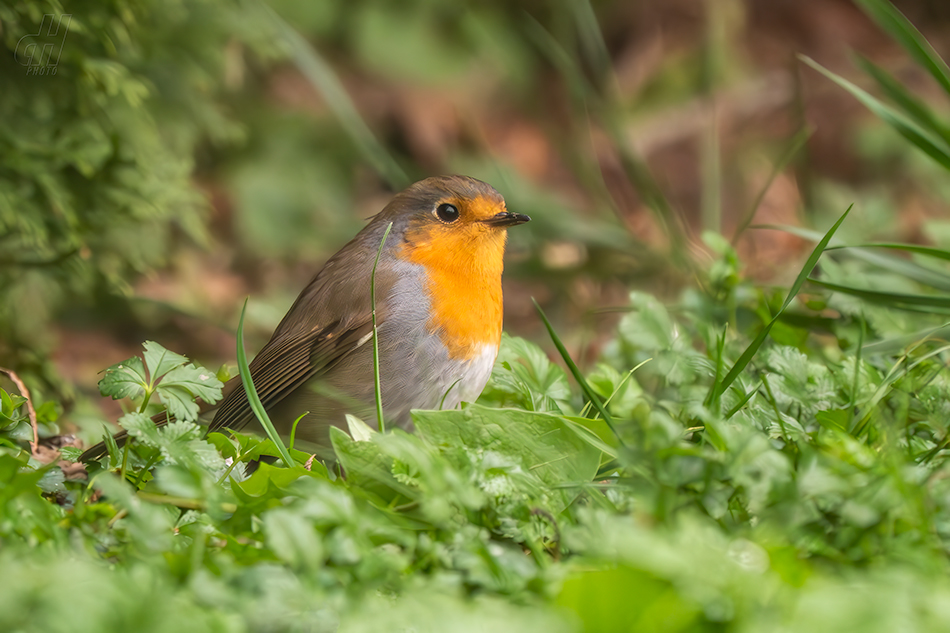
(80, 175, 529, 462)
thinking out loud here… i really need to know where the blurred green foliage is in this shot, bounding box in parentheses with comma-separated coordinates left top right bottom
(0, 0, 266, 365)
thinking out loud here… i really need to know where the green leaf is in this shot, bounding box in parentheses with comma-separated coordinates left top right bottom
(232, 461, 322, 499)
(120, 411, 161, 445)
(142, 340, 190, 383)
(329, 426, 411, 504)
(263, 507, 324, 570)
(481, 334, 572, 412)
(413, 404, 601, 512)
(766, 227, 950, 292)
(98, 356, 148, 400)
(835, 242, 950, 262)
(558, 565, 701, 633)
(206, 432, 238, 461)
(159, 364, 224, 403)
(58, 446, 83, 462)
(156, 364, 224, 422)
(817, 408, 851, 433)
(345, 414, 377, 442)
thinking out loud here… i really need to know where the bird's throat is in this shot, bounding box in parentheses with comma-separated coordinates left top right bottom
(399, 228, 506, 360)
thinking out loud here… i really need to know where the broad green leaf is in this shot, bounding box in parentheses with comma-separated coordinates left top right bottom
(330, 426, 412, 504)
(345, 414, 377, 442)
(206, 432, 238, 461)
(413, 404, 601, 512)
(558, 565, 701, 633)
(231, 462, 324, 501)
(817, 409, 850, 433)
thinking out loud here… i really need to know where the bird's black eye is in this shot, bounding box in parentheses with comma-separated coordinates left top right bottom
(435, 203, 460, 223)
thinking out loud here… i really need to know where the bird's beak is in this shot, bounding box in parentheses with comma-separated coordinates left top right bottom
(482, 211, 531, 227)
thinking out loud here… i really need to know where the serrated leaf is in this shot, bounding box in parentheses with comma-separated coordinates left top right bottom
(263, 507, 324, 570)
(99, 356, 148, 400)
(120, 411, 161, 444)
(153, 362, 223, 423)
(142, 340, 190, 382)
(481, 334, 572, 413)
(58, 446, 83, 462)
(159, 364, 224, 403)
(157, 385, 202, 422)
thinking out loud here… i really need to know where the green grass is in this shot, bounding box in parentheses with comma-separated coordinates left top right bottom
(8, 219, 950, 630)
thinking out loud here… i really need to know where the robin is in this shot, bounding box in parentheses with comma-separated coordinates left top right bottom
(81, 175, 529, 461)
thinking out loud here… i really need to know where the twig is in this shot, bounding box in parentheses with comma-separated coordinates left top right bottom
(0, 366, 39, 456)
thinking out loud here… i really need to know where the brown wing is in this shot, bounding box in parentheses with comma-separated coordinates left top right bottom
(80, 208, 401, 464)
(207, 241, 399, 435)
(206, 318, 373, 435)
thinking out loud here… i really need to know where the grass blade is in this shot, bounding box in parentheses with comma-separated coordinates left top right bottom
(760, 225, 950, 291)
(732, 127, 812, 244)
(855, 54, 950, 145)
(800, 55, 950, 171)
(533, 298, 626, 448)
(808, 278, 950, 309)
(862, 322, 950, 355)
(835, 242, 950, 263)
(371, 222, 393, 432)
(236, 298, 294, 467)
(523, 15, 691, 264)
(706, 205, 852, 404)
(853, 0, 950, 97)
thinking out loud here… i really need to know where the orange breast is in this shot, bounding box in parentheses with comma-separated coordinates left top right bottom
(399, 222, 507, 360)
